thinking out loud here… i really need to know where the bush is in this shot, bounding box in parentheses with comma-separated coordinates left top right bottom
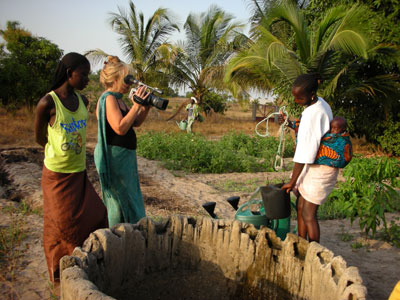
(201, 91, 229, 114)
(377, 119, 400, 156)
(326, 156, 400, 241)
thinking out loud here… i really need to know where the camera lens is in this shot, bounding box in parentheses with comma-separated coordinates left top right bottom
(148, 94, 169, 110)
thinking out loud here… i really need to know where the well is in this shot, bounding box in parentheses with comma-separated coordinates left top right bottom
(60, 216, 367, 300)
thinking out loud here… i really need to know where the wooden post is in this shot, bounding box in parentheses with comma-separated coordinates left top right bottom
(274, 105, 279, 123)
(252, 102, 257, 121)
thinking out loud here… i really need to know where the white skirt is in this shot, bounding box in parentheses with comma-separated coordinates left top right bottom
(297, 164, 339, 205)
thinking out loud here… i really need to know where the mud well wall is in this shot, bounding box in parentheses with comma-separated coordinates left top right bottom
(60, 216, 367, 300)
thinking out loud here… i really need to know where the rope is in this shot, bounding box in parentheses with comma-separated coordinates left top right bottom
(255, 106, 289, 171)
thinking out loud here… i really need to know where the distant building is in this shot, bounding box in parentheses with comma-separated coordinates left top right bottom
(250, 91, 279, 122)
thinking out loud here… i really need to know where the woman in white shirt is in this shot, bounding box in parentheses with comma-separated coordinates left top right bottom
(281, 73, 336, 243)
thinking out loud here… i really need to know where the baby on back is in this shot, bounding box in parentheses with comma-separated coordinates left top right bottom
(314, 116, 353, 168)
(329, 116, 347, 134)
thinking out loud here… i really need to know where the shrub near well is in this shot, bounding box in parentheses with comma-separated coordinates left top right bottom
(322, 156, 400, 244)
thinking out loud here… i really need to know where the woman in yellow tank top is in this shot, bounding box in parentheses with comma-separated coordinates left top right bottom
(34, 53, 108, 283)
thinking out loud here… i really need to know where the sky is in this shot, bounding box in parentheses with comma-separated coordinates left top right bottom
(0, 0, 253, 71)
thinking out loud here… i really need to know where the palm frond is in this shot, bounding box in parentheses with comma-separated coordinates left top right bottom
(324, 5, 370, 59)
(323, 62, 351, 97)
(313, 6, 346, 55)
(328, 30, 368, 59)
(266, 1, 310, 62)
(345, 74, 400, 100)
(84, 49, 111, 68)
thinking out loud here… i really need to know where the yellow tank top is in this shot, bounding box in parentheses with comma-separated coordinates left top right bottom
(44, 91, 87, 173)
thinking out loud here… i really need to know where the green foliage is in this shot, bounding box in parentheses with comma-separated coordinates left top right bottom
(0, 21, 63, 110)
(86, 1, 179, 82)
(82, 73, 103, 112)
(336, 224, 353, 242)
(304, 0, 400, 154)
(383, 218, 400, 248)
(377, 118, 400, 156)
(327, 156, 400, 240)
(163, 5, 247, 103)
(306, 0, 400, 46)
(137, 131, 294, 173)
(201, 91, 229, 114)
(351, 241, 364, 250)
(230, 1, 400, 153)
(318, 196, 349, 220)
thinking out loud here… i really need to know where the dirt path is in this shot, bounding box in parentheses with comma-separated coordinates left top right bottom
(0, 147, 399, 300)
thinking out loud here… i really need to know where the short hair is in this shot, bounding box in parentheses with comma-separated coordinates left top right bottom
(51, 52, 90, 90)
(292, 73, 322, 94)
(100, 56, 130, 89)
(331, 116, 347, 130)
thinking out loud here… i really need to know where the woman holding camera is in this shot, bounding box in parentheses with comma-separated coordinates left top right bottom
(95, 56, 151, 227)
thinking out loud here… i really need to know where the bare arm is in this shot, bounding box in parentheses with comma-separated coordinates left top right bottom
(133, 105, 151, 127)
(278, 113, 295, 131)
(34, 95, 54, 147)
(281, 162, 305, 193)
(105, 86, 150, 135)
(105, 95, 142, 135)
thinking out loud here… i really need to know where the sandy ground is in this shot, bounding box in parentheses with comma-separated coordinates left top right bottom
(0, 147, 399, 300)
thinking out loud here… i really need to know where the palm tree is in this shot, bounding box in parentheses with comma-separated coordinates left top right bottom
(225, 0, 400, 104)
(86, 1, 179, 82)
(161, 5, 247, 104)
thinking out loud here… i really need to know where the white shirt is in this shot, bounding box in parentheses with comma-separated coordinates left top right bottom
(293, 97, 333, 164)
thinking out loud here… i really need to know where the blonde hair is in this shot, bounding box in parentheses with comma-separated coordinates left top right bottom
(100, 56, 130, 90)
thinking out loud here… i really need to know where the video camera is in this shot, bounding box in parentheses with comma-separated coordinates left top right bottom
(124, 75, 169, 111)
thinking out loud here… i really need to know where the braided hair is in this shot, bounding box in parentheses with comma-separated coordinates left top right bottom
(50, 52, 90, 90)
(292, 73, 322, 95)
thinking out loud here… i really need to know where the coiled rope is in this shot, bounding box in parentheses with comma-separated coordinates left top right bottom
(255, 106, 289, 171)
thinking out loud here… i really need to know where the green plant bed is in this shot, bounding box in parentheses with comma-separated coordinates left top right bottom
(323, 156, 400, 246)
(137, 131, 294, 173)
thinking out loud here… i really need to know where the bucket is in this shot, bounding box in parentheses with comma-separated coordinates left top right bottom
(235, 199, 268, 229)
(260, 184, 291, 219)
(270, 217, 291, 240)
(233, 186, 294, 239)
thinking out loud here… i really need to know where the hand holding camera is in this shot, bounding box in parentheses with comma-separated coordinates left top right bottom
(124, 75, 169, 110)
(129, 85, 150, 107)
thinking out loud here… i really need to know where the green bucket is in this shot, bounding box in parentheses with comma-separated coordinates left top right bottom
(235, 199, 268, 229)
(270, 217, 291, 240)
(234, 187, 294, 240)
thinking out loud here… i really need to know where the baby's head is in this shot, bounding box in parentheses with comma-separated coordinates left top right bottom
(330, 116, 347, 134)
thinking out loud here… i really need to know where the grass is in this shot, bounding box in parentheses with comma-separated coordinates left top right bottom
(3, 201, 42, 216)
(0, 199, 42, 299)
(351, 241, 364, 250)
(337, 224, 353, 242)
(0, 107, 37, 147)
(0, 216, 26, 282)
(212, 178, 286, 193)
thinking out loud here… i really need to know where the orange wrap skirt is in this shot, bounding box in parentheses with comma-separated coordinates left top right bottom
(41, 165, 108, 282)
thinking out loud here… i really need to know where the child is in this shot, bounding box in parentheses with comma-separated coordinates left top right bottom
(314, 116, 353, 168)
(34, 52, 108, 282)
